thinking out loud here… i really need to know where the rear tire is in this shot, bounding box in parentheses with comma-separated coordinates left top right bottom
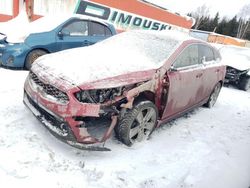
(25, 49, 47, 70)
(115, 100, 158, 146)
(238, 76, 250, 91)
(204, 82, 222, 108)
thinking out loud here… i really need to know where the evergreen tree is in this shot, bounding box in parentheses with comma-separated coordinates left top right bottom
(228, 16, 239, 37)
(216, 17, 228, 35)
(198, 16, 211, 31)
(210, 12, 219, 32)
(189, 6, 250, 40)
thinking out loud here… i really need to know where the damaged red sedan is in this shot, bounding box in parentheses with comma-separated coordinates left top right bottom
(23, 30, 226, 151)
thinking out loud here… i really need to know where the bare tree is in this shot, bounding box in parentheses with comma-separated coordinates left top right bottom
(191, 4, 210, 30)
(237, 4, 250, 39)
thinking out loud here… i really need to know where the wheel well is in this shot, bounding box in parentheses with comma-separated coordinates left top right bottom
(219, 80, 223, 86)
(25, 48, 50, 61)
(24, 48, 50, 69)
(134, 91, 155, 104)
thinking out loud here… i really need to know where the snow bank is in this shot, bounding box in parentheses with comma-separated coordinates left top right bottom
(0, 68, 250, 188)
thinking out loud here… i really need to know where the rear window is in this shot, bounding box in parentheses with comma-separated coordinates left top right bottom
(62, 20, 88, 36)
(89, 22, 112, 36)
(198, 44, 215, 62)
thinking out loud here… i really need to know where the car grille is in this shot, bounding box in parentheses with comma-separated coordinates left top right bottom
(24, 92, 76, 141)
(29, 71, 69, 104)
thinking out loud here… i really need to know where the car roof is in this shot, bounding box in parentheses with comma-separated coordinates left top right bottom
(32, 14, 110, 28)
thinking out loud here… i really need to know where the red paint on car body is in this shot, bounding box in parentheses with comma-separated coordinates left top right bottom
(23, 33, 226, 150)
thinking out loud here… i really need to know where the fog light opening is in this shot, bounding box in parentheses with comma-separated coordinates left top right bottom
(7, 55, 14, 65)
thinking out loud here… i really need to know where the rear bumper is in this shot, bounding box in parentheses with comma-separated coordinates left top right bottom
(23, 91, 111, 151)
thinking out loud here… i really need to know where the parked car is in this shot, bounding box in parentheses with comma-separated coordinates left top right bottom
(0, 14, 116, 69)
(212, 44, 250, 91)
(23, 30, 226, 151)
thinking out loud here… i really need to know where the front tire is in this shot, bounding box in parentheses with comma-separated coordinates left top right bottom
(204, 82, 222, 108)
(238, 76, 250, 91)
(115, 100, 158, 146)
(25, 49, 47, 70)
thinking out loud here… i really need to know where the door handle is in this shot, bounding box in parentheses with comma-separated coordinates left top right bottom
(196, 73, 203, 78)
(215, 69, 220, 73)
(82, 40, 90, 45)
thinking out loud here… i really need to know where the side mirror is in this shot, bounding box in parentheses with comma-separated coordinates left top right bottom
(170, 65, 177, 72)
(58, 31, 64, 39)
(201, 56, 206, 64)
(58, 30, 70, 39)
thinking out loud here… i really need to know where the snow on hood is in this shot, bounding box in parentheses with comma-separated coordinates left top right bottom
(212, 44, 250, 71)
(33, 30, 188, 89)
(0, 33, 5, 41)
(0, 10, 30, 43)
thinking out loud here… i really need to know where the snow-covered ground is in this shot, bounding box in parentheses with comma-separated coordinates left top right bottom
(0, 67, 250, 188)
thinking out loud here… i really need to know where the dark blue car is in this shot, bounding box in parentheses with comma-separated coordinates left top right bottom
(0, 14, 116, 69)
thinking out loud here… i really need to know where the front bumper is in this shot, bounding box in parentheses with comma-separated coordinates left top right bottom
(24, 92, 112, 151)
(0, 43, 29, 69)
(225, 73, 239, 83)
(23, 74, 118, 151)
(225, 66, 249, 84)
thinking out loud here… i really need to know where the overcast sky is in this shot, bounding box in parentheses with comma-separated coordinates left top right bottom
(150, 0, 249, 18)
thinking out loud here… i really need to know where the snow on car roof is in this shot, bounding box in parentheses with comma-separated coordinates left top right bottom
(3, 14, 109, 43)
(33, 30, 191, 86)
(212, 44, 250, 71)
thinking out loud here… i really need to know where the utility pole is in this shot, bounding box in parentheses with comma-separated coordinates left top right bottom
(26, 0, 34, 21)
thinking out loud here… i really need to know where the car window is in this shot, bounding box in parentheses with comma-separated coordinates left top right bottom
(89, 21, 112, 36)
(173, 44, 199, 69)
(213, 48, 221, 60)
(198, 44, 215, 63)
(61, 20, 88, 36)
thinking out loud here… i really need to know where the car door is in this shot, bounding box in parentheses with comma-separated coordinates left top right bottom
(161, 44, 205, 119)
(56, 19, 91, 51)
(198, 44, 223, 99)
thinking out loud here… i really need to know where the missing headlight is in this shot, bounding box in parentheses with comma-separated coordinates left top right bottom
(74, 87, 124, 104)
(226, 67, 238, 75)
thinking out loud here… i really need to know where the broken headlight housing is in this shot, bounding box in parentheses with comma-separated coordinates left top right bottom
(74, 87, 124, 104)
(226, 66, 238, 75)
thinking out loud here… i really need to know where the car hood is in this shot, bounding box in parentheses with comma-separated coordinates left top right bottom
(32, 46, 160, 90)
(0, 11, 30, 43)
(223, 52, 250, 71)
(32, 30, 186, 90)
(0, 28, 29, 43)
(213, 44, 250, 71)
(226, 61, 250, 71)
(0, 14, 71, 43)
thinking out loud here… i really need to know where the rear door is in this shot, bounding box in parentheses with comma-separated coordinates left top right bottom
(162, 44, 205, 119)
(198, 44, 223, 99)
